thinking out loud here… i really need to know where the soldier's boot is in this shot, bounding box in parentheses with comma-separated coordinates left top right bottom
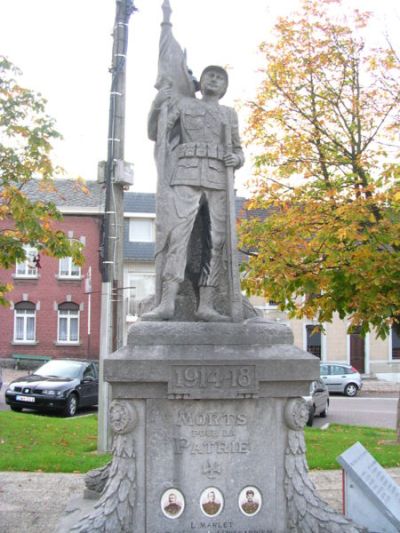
(141, 280, 179, 321)
(195, 286, 230, 322)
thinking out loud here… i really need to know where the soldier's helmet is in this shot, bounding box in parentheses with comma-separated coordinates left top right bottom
(200, 65, 229, 98)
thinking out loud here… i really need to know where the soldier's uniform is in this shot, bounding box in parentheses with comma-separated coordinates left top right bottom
(202, 500, 221, 516)
(242, 500, 259, 514)
(164, 502, 181, 515)
(161, 96, 244, 286)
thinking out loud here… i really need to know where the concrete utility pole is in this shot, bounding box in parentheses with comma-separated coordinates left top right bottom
(98, 0, 136, 453)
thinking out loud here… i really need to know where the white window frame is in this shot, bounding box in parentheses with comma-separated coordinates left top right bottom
(14, 304, 36, 343)
(128, 217, 155, 242)
(15, 246, 39, 278)
(57, 305, 80, 344)
(59, 256, 81, 279)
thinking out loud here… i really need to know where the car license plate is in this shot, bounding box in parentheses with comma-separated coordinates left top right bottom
(16, 395, 35, 403)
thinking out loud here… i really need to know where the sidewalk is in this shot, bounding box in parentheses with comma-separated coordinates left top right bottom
(0, 469, 399, 533)
(362, 379, 400, 394)
(0, 472, 84, 533)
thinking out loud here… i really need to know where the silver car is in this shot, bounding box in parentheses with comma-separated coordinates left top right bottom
(320, 362, 363, 397)
(303, 379, 329, 427)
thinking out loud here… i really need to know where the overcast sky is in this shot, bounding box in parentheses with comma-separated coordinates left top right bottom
(1, 0, 399, 195)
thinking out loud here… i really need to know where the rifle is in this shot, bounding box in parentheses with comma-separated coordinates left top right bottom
(224, 123, 243, 322)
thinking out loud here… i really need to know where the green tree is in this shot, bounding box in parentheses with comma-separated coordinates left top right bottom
(239, 0, 400, 339)
(0, 56, 84, 305)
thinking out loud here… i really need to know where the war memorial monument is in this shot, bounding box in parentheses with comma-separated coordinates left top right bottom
(59, 2, 365, 531)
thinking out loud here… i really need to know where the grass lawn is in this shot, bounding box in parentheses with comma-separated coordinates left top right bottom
(0, 412, 398, 472)
(0, 412, 111, 472)
(305, 424, 399, 469)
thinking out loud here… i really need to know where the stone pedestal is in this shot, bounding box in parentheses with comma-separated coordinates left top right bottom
(60, 319, 365, 532)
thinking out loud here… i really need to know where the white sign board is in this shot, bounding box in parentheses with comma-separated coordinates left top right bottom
(337, 441, 400, 533)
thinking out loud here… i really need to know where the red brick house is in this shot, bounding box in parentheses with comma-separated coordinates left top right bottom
(0, 180, 105, 364)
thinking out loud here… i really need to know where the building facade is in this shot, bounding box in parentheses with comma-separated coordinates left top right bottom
(0, 180, 104, 363)
(245, 296, 400, 382)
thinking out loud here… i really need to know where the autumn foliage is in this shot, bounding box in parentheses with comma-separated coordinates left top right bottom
(0, 57, 84, 305)
(239, 0, 400, 338)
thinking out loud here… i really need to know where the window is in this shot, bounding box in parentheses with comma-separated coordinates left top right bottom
(83, 364, 97, 380)
(15, 246, 39, 278)
(57, 302, 80, 343)
(331, 365, 348, 375)
(320, 364, 328, 376)
(392, 325, 400, 360)
(129, 218, 155, 242)
(59, 256, 81, 279)
(14, 301, 36, 342)
(127, 273, 155, 315)
(306, 324, 322, 358)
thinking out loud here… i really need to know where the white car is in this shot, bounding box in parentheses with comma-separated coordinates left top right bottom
(303, 379, 330, 427)
(320, 362, 363, 397)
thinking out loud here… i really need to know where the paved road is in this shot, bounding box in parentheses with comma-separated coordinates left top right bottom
(313, 395, 398, 429)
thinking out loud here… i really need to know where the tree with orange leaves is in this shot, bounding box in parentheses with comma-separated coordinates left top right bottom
(239, 0, 400, 339)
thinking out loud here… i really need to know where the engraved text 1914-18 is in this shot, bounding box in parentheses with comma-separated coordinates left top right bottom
(169, 365, 257, 398)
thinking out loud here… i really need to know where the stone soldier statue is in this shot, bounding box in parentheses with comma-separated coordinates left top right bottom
(143, 64, 244, 322)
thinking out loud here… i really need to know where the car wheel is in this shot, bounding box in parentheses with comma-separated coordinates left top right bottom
(344, 383, 358, 397)
(320, 399, 329, 418)
(64, 393, 78, 417)
(10, 405, 23, 412)
(306, 406, 315, 427)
